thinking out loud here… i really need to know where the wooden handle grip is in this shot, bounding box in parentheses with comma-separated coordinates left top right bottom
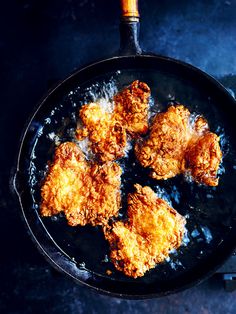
(120, 0, 139, 18)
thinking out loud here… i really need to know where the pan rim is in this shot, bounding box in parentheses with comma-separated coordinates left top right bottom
(13, 53, 236, 298)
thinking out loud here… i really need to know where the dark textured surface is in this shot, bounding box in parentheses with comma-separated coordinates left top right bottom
(1, 0, 236, 313)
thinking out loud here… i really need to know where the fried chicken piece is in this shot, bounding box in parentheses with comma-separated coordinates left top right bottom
(104, 184, 186, 278)
(135, 105, 222, 186)
(135, 105, 191, 180)
(40, 142, 122, 226)
(113, 80, 150, 135)
(76, 81, 150, 162)
(76, 103, 127, 162)
(186, 132, 222, 186)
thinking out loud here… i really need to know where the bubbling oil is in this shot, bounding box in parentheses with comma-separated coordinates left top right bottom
(28, 76, 228, 273)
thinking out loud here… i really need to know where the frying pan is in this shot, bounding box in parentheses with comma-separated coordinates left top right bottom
(13, 0, 236, 298)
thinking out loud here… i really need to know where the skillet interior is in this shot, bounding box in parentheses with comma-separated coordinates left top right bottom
(15, 55, 236, 298)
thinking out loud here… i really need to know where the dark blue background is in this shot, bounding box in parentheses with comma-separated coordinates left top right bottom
(1, 0, 236, 313)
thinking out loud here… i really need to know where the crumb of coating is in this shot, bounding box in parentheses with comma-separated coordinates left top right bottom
(104, 184, 186, 278)
(40, 142, 122, 226)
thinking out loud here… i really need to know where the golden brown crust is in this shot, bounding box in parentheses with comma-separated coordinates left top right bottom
(76, 103, 127, 162)
(186, 132, 222, 186)
(40, 142, 122, 226)
(135, 105, 191, 180)
(113, 80, 150, 136)
(76, 80, 150, 162)
(104, 184, 186, 278)
(135, 105, 222, 186)
(194, 116, 209, 135)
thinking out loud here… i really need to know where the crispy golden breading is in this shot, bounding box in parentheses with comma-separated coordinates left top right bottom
(113, 80, 150, 135)
(135, 105, 222, 185)
(104, 184, 186, 278)
(40, 142, 122, 226)
(76, 80, 150, 162)
(76, 103, 127, 162)
(186, 132, 222, 186)
(194, 116, 209, 135)
(135, 105, 191, 180)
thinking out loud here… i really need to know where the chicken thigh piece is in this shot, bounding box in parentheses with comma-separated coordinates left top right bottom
(135, 105, 222, 186)
(104, 184, 186, 278)
(76, 103, 127, 162)
(113, 80, 151, 136)
(76, 80, 150, 162)
(40, 142, 122, 226)
(135, 105, 191, 180)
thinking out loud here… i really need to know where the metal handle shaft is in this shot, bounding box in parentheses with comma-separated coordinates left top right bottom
(119, 0, 141, 55)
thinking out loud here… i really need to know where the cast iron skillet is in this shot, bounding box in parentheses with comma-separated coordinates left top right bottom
(13, 0, 236, 298)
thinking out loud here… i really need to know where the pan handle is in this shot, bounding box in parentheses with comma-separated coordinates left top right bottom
(119, 0, 142, 55)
